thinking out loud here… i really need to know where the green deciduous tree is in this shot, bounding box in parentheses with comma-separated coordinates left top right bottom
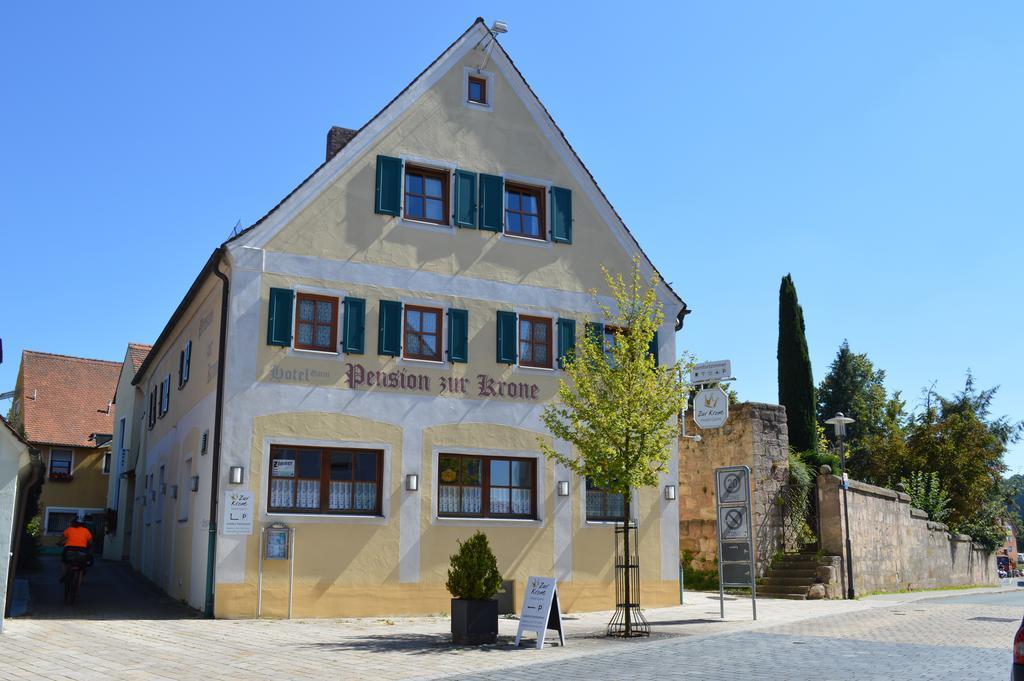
(904, 375, 1018, 526)
(539, 259, 691, 635)
(777, 274, 816, 452)
(540, 259, 691, 500)
(855, 393, 909, 483)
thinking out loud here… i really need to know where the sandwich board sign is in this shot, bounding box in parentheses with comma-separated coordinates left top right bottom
(714, 466, 757, 620)
(515, 576, 565, 649)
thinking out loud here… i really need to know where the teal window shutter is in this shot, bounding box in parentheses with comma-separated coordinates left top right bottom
(648, 329, 659, 366)
(267, 288, 294, 346)
(550, 186, 572, 244)
(557, 318, 576, 368)
(585, 321, 604, 348)
(496, 311, 517, 364)
(342, 297, 366, 354)
(378, 300, 403, 356)
(453, 170, 478, 228)
(447, 308, 469, 363)
(479, 174, 504, 232)
(375, 155, 402, 216)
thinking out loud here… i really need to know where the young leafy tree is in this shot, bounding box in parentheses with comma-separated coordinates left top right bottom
(539, 258, 691, 635)
(777, 274, 816, 452)
(540, 259, 691, 504)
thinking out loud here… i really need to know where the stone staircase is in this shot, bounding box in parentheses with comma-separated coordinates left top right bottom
(757, 553, 822, 600)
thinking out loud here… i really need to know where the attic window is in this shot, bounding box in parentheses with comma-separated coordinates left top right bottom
(468, 76, 487, 105)
(463, 67, 493, 111)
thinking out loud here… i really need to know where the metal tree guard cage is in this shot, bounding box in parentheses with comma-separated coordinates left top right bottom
(607, 519, 650, 637)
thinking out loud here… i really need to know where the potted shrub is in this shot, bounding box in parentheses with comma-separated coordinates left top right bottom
(446, 531, 503, 645)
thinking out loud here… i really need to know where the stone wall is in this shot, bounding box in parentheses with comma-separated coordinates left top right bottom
(817, 471, 996, 594)
(678, 402, 789, 575)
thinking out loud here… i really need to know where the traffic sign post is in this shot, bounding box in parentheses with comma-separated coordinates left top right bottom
(714, 466, 757, 621)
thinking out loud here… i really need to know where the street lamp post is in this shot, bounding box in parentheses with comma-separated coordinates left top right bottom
(825, 412, 856, 599)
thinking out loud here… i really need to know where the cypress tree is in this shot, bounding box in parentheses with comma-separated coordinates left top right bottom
(778, 274, 816, 452)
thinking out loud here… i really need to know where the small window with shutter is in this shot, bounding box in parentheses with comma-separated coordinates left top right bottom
(294, 293, 339, 353)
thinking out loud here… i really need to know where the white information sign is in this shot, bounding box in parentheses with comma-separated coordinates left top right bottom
(272, 459, 295, 478)
(694, 386, 729, 429)
(716, 468, 749, 504)
(691, 360, 732, 384)
(717, 505, 751, 541)
(515, 576, 565, 649)
(222, 490, 254, 535)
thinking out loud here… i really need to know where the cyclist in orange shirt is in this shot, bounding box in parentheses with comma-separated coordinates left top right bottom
(59, 517, 94, 583)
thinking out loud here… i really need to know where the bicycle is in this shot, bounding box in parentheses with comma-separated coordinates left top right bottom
(62, 552, 89, 605)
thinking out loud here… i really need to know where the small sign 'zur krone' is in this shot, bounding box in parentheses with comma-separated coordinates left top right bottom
(693, 386, 729, 429)
(515, 576, 565, 649)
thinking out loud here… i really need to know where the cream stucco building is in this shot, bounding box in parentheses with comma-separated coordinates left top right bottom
(0, 417, 32, 633)
(125, 19, 689, 619)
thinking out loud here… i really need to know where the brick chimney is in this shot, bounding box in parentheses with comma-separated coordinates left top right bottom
(326, 126, 358, 162)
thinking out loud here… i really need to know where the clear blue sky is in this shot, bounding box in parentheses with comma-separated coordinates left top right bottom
(2, 3, 1021, 470)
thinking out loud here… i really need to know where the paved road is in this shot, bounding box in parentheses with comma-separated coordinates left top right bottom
(3, 560, 1018, 680)
(22, 555, 198, 620)
(448, 590, 1021, 680)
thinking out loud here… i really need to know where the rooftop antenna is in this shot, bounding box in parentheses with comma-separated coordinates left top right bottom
(474, 20, 508, 72)
(228, 219, 243, 239)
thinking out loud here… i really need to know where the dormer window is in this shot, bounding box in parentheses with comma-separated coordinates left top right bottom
(404, 165, 449, 225)
(468, 76, 487, 105)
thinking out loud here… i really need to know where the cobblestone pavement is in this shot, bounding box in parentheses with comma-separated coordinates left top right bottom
(448, 590, 1024, 680)
(1, 557, 1018, 680)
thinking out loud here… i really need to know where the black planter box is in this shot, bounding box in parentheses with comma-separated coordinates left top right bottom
(450, 598, 498, 645)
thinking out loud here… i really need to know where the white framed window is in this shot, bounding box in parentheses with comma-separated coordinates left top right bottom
(463, 66, 494, 112)
(102, 451, 111, 475)
(293, 292, 339, 353)
(49, 448, 73, 480)
(43, 507, 103, 536)
(396, 155, 457, 232)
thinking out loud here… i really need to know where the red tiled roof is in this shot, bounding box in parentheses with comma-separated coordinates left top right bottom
(19, 351, 121, 448)
(128, 343, 152, 372)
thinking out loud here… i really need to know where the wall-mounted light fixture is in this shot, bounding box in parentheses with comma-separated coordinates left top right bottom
(190, 475, 200, 492)
(229, 466, 244, 485)
(405, 474, 419, 491)
(557, 480, 570, 497)
(664, 484, 677, 501)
